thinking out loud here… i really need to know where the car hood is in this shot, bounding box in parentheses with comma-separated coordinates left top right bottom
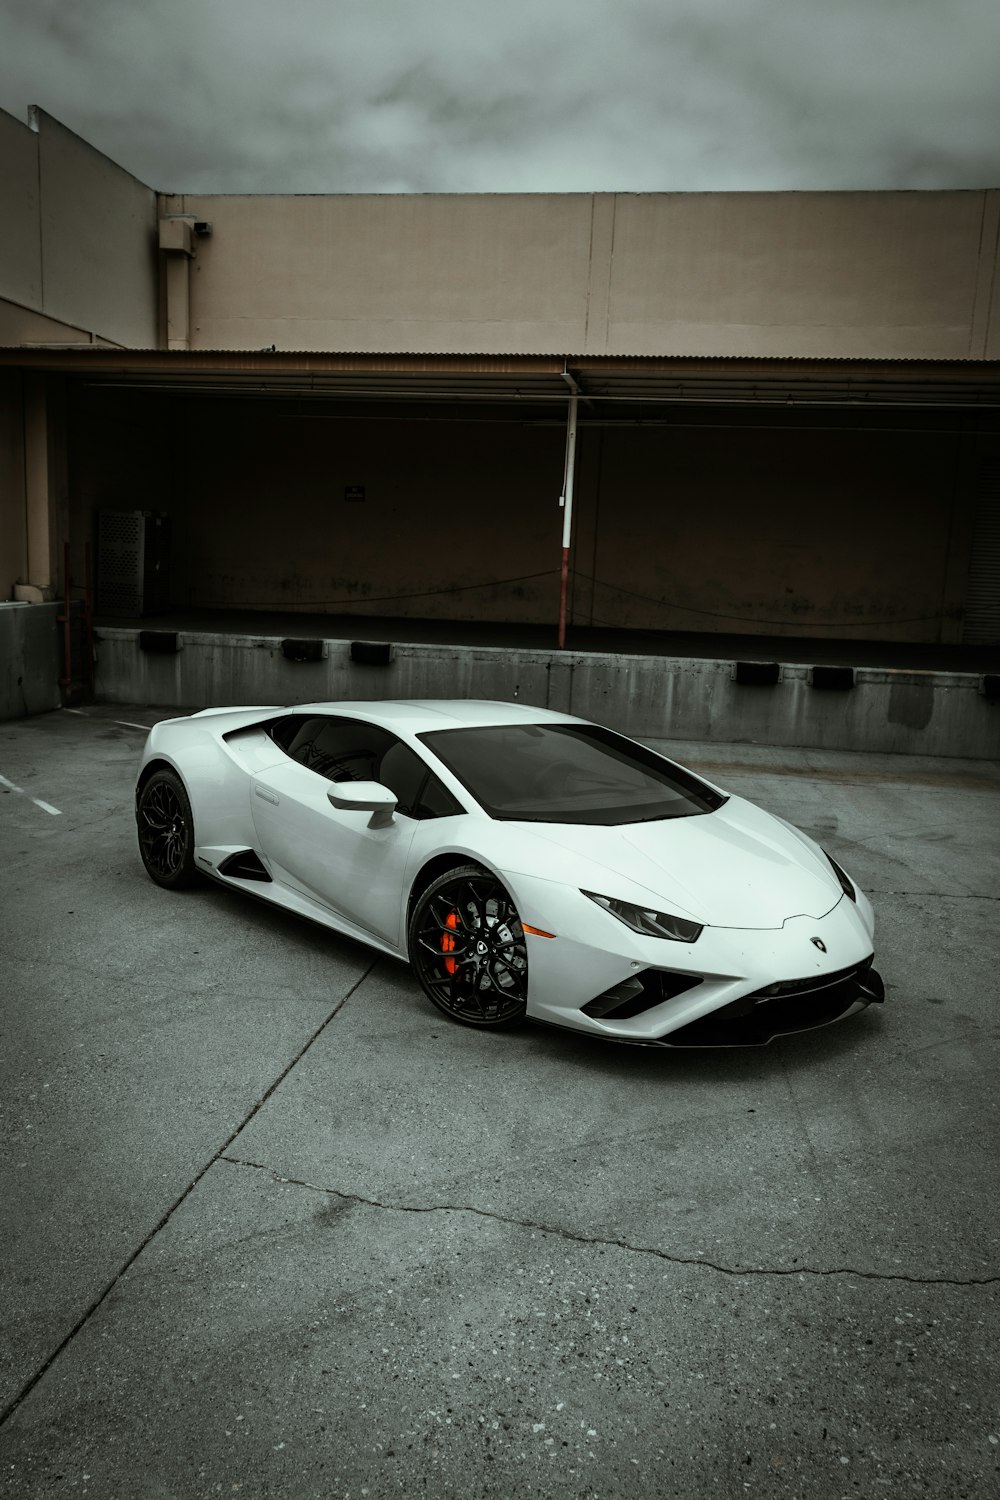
(520, 796, 840, 929)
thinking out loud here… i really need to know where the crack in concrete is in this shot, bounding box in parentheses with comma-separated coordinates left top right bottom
(868, 890, 1000, 901)
(0, 959, 377, 1432)
(219, 1155, 1000, 1290)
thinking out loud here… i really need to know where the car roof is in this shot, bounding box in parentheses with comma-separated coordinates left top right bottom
(290, 699, 579, 734)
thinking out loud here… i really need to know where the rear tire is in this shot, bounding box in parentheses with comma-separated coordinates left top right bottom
(136, 769, 199, 889)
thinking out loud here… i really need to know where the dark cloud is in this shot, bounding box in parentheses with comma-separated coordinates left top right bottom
(1, 0, 998, 191)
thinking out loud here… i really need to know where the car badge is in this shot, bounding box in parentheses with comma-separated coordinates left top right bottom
(811, 937, 827, 952)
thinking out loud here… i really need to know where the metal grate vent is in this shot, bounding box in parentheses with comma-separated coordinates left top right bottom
(96, 511, 170, 616)
(963, 457, 1000, 643)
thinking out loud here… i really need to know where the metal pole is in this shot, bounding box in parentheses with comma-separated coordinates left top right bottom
(557, 392, 579, 650)
(84, 540, 94, 695)
(59, 539, 72, 698)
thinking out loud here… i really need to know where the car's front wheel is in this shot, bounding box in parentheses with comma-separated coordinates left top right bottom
(136, 769, 198, 889)
(409, 864, 528, 1028)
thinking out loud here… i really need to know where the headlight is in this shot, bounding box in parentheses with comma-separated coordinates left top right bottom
(825, 852, 857, 902)
(582, 890, 703, 942)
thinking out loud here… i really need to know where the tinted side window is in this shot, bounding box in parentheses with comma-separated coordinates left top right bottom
(417, 772, 464, 819)
(285, 718, 393, 782)
(268, 715, 309, 752)
(378, 740, 429, 818)
(274, 715, 464, 820)
(366, 739, 464, 819)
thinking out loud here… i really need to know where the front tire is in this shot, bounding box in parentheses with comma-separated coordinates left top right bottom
(409, 864, 528, 1028)
(136, 769, 199, 889)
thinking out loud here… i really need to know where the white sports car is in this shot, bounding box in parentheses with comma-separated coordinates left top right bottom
(135, 699, 884, 1045)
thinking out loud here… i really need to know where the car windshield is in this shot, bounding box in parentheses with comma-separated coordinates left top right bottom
(418, 723, 726, 825)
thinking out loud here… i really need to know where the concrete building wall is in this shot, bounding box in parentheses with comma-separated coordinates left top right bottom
(3, 109, 996, 653)
(162, 187, 1000, 359)
(67, 389, 985, 643)
(0, 107, 158, 348)
(605, 192, 1000, 360)
(0, 108, 42, 313)
(166, 193, 598, 354)
(0, 371, 28, 594)
(1, 101, 996, 361)
(0, 298, 122, 346)
(0, 370, 70, 599)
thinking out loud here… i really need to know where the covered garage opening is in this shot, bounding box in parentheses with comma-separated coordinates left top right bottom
(19, 348, 1000, 666)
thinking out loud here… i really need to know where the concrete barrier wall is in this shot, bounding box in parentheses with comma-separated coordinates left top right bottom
(92, 628, 998, 760)
(0, 602, 61, 720)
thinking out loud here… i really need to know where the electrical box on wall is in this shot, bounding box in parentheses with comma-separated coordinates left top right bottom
(96, 511, 171, 617)
(158, 217, 194, 255)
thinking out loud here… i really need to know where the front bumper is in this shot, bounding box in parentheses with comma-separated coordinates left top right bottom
(513, 872, 880, 1044)
(649, 955, 884, 1046)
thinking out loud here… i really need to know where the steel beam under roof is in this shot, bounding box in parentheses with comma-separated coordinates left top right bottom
(3, 348, 1000, 407)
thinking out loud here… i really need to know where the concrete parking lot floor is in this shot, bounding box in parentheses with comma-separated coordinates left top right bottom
(1, 705, 998, 1499)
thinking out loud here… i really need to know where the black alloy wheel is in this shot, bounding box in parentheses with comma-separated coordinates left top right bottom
(409, 864, 528, 1028)
(136, 769, 198, 889)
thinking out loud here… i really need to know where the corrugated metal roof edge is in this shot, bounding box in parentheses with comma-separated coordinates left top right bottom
(1, 346, 1000, 367)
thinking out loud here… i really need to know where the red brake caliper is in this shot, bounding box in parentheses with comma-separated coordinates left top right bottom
(441, 910, 459, 975)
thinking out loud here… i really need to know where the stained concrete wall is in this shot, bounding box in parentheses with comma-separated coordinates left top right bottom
(67, 390, 567, 627)
(571, 422, 980, 643)
(0, 107, 158, 348)
(0, 371, 28, 597)
(91, 627, 998, 760)
(0, 602, 60, 719)
(0, 370, 71, 599)
(66, 388, 987, 643)
(161, 187, 1000, 359)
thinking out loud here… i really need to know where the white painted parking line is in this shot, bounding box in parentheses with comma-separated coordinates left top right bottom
(61, 708, 152, 732)
(0, 773, 62, 816)
(62, 707, 152, 731)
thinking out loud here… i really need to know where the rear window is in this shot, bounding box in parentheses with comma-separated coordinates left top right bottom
(418, 722, 725, 825)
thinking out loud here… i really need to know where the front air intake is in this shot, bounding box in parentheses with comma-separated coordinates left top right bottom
(583, 970, 702, 1021)
(665, 957, 883, 1046)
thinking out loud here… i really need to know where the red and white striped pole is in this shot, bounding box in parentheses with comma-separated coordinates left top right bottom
(557, 390, 579, 650)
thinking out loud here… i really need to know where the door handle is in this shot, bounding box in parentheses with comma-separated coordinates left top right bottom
(254, 784, 279, 806)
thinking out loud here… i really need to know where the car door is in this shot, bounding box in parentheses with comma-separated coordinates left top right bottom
(249, 715, 454, 946)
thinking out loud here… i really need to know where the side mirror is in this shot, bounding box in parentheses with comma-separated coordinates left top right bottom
(327, 781, 397, 828)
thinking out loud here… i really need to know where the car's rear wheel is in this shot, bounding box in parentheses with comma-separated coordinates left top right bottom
(137, 769, 198, 889)
(409, 864, 528, 1028)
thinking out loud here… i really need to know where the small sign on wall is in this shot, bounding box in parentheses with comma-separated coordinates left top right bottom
(344, 484, 366, 503)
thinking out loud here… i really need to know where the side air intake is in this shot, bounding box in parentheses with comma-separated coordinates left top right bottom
(217, 850, 272, 883)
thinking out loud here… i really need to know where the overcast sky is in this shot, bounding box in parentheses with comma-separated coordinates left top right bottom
(2, 0, 999, 194)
